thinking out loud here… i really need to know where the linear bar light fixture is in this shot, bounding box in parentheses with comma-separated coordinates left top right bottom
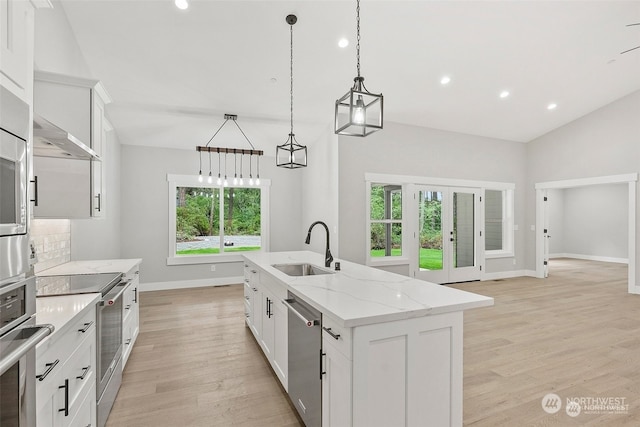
(196, 114, 263, 185)
(334, 0, 383, 137)
(276, 14, 307, 169)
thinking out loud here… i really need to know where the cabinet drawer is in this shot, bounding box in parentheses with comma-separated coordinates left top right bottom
(36, 309, 96, 409)
(68, 381, 96, 427)
(244, 262, 259, 283)
(64, 333, 95, 410)
(322, 315, 352, 360)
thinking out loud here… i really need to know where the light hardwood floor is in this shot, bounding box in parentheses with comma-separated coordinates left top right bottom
(107, 259, 639, 426)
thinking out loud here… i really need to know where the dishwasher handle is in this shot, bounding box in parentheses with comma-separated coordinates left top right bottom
(283, 299, 319, 327)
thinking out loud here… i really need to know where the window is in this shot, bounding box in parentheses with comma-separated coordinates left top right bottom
(168, 174, 269, 265)
(368, 183, 404, 261)
(484, 188, 514, 257)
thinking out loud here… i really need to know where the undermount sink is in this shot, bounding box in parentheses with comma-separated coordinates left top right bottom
(272, 263, 334, 277)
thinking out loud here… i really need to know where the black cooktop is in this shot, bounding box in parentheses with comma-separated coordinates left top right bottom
(36, 272, 123, 297)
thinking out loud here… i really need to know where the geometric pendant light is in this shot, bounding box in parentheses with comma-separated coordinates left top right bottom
(334, 0, 383, 137)
(276, 14, 308, 168)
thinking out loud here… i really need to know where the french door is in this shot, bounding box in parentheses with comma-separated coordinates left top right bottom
(414, 186, 481, 284)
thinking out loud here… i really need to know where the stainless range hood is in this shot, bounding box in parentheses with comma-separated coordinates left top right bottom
(33, 114, 100, 160)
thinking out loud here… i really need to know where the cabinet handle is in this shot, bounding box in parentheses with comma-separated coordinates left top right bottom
(320, 350, 326, 380)
(77, 365, 91, 380)
(251, 270, 257, 274)
(244, 279, 249, 283)
(125, 338, 132, 345)
(30, 176, 39, 207)
(323, 327, 341, 340)
(133, 287, 138, 303)
(125, 305, 131, 310)
(95, 193, 101, 212)
(266, 297, 270, 317)
(252, 287, 257, 292)
(244, 296, 250, 301)
(59, 378, 69, 416)
(37, 359, 60, 381)
(78, 321, 94, 333)
(244, 264, 249, 268)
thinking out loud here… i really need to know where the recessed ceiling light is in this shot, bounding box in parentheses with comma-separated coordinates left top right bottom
(547, 103, 557, 110)
(338, 38, 349, 48)
(440, 76, 451, 85)
(175, 0, 188, 10)
(499, 90, 510, 99)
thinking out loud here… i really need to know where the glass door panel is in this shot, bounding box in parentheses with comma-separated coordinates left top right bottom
(418, 190, 443, 271)
(415, 186, 480, 284)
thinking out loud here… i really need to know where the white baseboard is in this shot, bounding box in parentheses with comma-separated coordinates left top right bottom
(482, 270, 527, 281)
(524, 269, 538, 277)
(550, 253, 628, 264)
(140, 276, 244, 292)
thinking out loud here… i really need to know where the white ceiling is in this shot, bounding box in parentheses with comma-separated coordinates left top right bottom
(59, 0, 640, 153)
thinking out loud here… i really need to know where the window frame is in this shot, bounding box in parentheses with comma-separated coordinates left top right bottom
(483, 187, 514, 259)
(167, 174, 270, 265)
(366, 181, 410, 266)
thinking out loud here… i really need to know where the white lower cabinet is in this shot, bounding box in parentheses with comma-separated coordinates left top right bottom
(322, 336, 352, 427)
(243, 261, 288, 391)
(122, 264, 140, 368)
(322, 311, 464, 427)
(36, 305, 97, 427)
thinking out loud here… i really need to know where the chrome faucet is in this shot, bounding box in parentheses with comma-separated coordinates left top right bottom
(305, 221, 334, 268)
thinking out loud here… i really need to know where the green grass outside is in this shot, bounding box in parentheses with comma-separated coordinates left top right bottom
(176, 246, 261, 255)
(370, 248, 443, 270)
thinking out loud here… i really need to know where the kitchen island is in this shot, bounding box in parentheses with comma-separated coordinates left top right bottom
(243, 251, 493, 427)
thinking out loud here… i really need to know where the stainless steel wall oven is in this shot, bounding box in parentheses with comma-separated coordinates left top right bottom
(0, 277, 53, 427)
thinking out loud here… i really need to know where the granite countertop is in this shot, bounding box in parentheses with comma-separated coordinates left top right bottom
(243, 251, 494, 328)
(35, 293, 101, 348)
(37, 259, 142, 276)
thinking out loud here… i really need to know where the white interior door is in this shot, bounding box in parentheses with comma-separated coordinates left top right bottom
(543, 190, 550, 278)
(415, 186, 481, 284)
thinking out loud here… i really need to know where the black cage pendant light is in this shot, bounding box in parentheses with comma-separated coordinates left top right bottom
(334, 0, 383, 137)
(277, 14, 308, 169)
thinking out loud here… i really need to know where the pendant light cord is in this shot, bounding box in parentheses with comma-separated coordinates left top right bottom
(290, 22, 294, 135)
(356, 0, 361, 78)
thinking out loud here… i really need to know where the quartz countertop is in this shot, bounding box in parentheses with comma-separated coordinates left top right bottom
(37, 259, 142, 276)
(243, 251, 494, 327)
(35, 293, 100, 348)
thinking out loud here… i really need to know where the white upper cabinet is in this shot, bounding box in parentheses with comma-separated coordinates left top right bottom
(32, 71, 112, 218)
(0, 0, 34, 102)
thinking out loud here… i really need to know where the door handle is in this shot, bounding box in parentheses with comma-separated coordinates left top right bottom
(58, 379, 69, 416)
(76, 365, 91, 380)
(30, 176, 39, 206)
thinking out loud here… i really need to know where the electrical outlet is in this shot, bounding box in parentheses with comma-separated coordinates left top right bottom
(210, 265, 216, 272)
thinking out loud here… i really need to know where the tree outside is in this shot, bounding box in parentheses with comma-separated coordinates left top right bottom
(176, 187, 261, 254)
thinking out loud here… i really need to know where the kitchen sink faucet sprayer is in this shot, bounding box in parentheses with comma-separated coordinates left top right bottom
(305, 221, 333, 268)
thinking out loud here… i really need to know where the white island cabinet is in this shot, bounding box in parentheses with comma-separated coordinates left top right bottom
(243, 251, 493, 427)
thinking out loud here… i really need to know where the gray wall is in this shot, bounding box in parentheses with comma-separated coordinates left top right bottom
(548, 184, 628, 260)
(525, 90, 640, 275)
(301, 126, 340, 258)
(337, 122, 528, 275)
(120, 145, 303, 284)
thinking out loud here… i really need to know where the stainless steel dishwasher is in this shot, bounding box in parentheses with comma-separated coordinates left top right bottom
(283, 291, 322, 427)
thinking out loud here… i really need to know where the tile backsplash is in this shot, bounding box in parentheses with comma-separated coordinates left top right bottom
(31, 219, 71, 274)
